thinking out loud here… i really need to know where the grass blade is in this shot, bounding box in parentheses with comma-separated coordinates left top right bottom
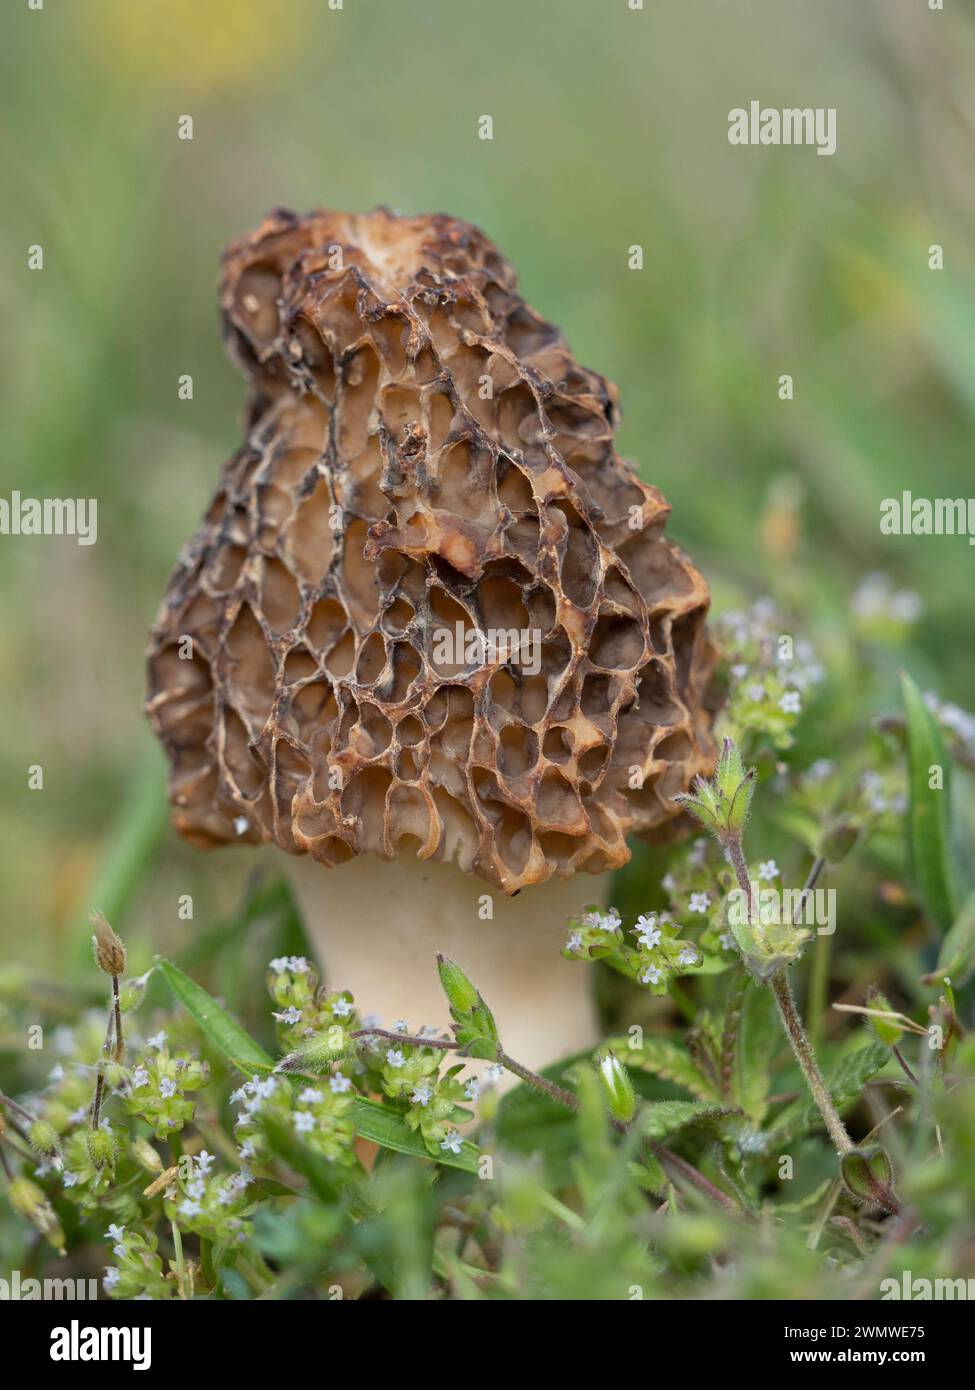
(900, 671, 958, 934)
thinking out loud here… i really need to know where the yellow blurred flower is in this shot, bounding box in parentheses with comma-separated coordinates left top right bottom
(87, 0, 315, 91)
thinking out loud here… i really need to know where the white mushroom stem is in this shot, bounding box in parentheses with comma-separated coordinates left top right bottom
(283, 855, 611, 1090)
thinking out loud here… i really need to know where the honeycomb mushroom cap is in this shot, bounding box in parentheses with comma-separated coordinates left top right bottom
(146, 206, 718, 894)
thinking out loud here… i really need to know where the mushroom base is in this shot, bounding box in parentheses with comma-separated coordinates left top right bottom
(283, 854, 610, 1088)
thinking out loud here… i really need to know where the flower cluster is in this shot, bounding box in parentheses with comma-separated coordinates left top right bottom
(162, 1151, 254, 1246)
(851, 572, 923, 642)
(925, 689, 975, 766)
(564, 904, 705, 996)
(267, 955, 359, 1069)
(714, 598, 824, 748)
(362, 1029, 473, 1156)
(102, 1223, 171, 1300)
(122, 1035, 209, 1138)
(561, 906, 624, 961)
(232, 1069, 356, 1168)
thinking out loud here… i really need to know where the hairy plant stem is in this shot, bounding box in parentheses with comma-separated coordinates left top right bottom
(770, 968, 853, 1156)
(496, 1050, 579, 1110)
(112, 975, 124, 1063)
(725, 835, 853, 1156)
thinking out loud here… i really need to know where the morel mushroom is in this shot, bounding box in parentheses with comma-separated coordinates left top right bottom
(146, 207, 717, 1070)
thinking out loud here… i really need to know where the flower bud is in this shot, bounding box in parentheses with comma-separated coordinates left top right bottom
(437, 955, 480, 1015)
(9, 1176, 65, 1251)
(86, 1127, 119, 1175)
(596, 1050, 637, 1124)
(131, 1137, 163, 1173)
(28, 1119, 62, 1162)
(119, 973, 149, 1013)
(90, 910, 127, 977)
(674, 739, 755, 843)
(840, 1144, 899, 1213)
(865, 986, 904, 1048)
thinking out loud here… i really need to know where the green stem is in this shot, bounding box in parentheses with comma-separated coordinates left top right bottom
(498, 1051, 578, 1111)
(771, 968, 853, 1156)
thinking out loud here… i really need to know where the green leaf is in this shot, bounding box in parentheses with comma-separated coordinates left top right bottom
(639, 1100, 728, 1141)
(609, 1035, 717, 1101)
(768, 1040, 890, 1147)
(156, 958, 479, 1173)
(350, 1095, 479, 1173)
(901, 671, 958, 933)
(934, 892, 975, 987)
(155, 958, 273, 1068)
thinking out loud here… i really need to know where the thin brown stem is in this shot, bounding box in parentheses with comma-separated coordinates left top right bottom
(350, 1027, 452, 1050)
(112, 975, 124, 1063)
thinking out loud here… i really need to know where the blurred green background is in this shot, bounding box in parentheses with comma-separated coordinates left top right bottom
(1, 0, 973, 972)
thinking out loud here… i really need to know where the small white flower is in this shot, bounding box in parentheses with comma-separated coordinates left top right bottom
(288, 957, 311, 974)
(185, 1177, 206, 1200)
(103, 1267, 120, 1291)
(440, 1129, 463, 1155)
(464, 1078, 480, 1102)
(641, 964, 663, 986)
(747, 683, 766, 702)
(807, 759, 834, 781)
(677, 949, 698, 968)
(386, 1049, 406, 1069)
(486, 1063, 505, 1083)
(47, 1064, 65, 1084)
(566, 931, 583, 952)
(63, 1171, 79, 1187)
(299, 1087, 323, 1104)
(779, 690, 801, 715)
(273, 1007, 303, 1025)
(229, 1086, 248, 1106)
(238, 1140, 256, 1160)
(730, 663, 748, 680)
(178, 1199, 203, 1218)
(635, 913, 661, 949)
(268, 957, 290, 974)
(159, 1077, 178, 1099)
(294, 1110, 317, 1133)
(758, 859, 779, 881)
(393, 1019, 409, 1034)
(113, 1244, 126, 1260)
(720, 932, 733, 950)
(131, 1066, 150, 1089)
(146, 1031, 167, 1051)
(411, 1082, 433, 1107)
(69, 1106, 88, 1125)
(332, 996, 353, 1017)
(106, 1223, 125, 1244)
(688, 891, 711, 915)
(233, 815, 250, 836)
(330, 1072, 352, 1095)
(196, 1150, 215, 1174)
